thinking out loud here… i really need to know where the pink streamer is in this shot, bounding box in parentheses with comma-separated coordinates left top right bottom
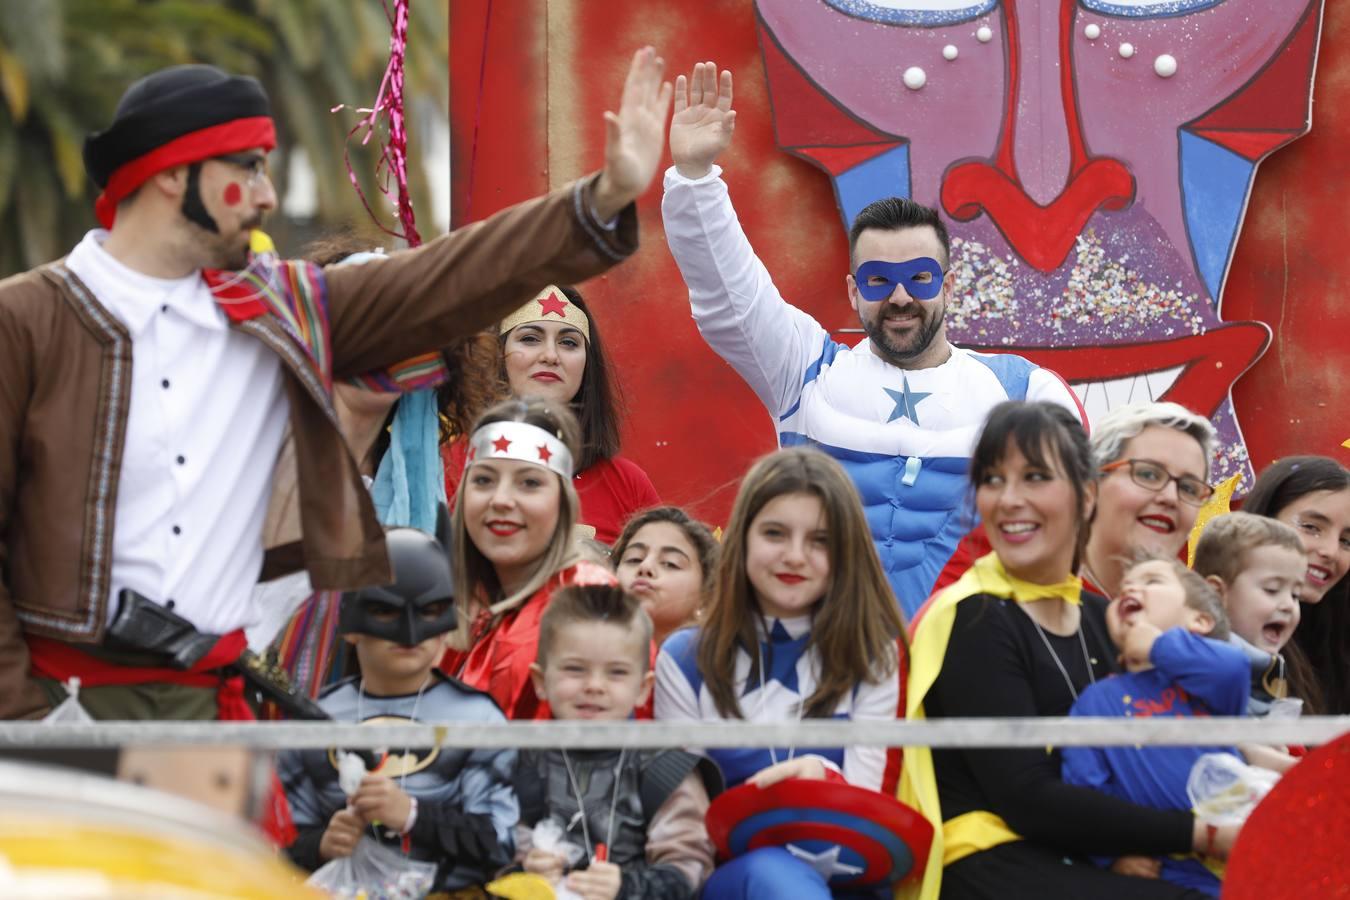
(335, 0, 423, 248)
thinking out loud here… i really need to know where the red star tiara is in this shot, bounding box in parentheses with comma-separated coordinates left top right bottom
(466, 420, 574, 479)
(499, 285, 591, 340)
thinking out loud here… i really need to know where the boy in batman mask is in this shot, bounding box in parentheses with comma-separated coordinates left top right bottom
(278, 526, 519, 893)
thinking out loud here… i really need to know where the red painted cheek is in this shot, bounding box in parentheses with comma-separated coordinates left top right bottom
(223, 183, 243, 206)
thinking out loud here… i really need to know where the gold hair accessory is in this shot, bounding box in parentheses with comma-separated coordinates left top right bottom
(499, 285, 591, 340)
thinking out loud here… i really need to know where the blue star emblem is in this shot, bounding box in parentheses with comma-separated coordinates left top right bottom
(884, 376, 931, 424)
(741, 621, 806, 697)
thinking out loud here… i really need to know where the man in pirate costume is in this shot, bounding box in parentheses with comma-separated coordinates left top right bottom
(278, 526, 518, 896)
(0, 50, 674, 720)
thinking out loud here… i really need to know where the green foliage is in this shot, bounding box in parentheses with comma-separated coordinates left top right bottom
(0, 0, 448, 275)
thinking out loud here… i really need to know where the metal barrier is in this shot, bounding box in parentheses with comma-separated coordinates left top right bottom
(1, 716, 1346, 750)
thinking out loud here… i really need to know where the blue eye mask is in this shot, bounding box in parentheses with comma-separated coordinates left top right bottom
(853, 257, 946, 302)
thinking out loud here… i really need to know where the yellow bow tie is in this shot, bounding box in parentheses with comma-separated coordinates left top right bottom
(970, 553, 1083, 606)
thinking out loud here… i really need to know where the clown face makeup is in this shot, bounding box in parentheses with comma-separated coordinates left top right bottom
(853, 257, 946, 302)
(756, 0, 1322, 487)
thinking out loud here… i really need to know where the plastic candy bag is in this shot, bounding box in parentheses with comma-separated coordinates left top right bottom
(511, 818, 586, 900)
(307, 835, 436, 900)
(41, 678, 95, 724)
(338, 750, 369, 798)
(1265, 697, 1304, 720)
(1187, 752, 1280, 826)
(531, 818, 586, 868)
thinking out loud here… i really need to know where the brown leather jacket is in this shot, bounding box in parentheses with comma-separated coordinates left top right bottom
(0, 176, 636, 718)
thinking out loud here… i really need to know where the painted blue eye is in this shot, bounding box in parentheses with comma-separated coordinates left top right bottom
(1079, 0, 1222, 18)
(818, 0, 996, 27)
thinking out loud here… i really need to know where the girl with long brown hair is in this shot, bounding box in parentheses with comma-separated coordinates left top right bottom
(654, 447, 905, 894)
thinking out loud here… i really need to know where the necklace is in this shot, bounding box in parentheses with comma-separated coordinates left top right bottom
(755, 623, 806, 766)
(1026, 614, 1097, 702)
(560, 748, 626, 861)
(1079, 556, 1113, 598)
(355, 675, 431, 843)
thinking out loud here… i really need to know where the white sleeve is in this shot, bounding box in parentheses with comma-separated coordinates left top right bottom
(654, 647, 702, 723)
(661, 165, 835, 419)
(841, 665, 901, 791)
(1026, 367, 1087, 429)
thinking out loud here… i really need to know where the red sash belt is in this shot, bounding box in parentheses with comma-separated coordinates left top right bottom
(27, 632, 255, 720)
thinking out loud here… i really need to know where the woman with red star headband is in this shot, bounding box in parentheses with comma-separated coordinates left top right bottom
(442, 397, 628, 719)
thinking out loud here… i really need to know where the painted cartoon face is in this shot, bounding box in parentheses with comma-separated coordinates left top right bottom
(756, 0, 1322, 485)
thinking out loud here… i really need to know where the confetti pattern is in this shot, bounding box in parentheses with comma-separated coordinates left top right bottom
(944, 209, 1254, 489)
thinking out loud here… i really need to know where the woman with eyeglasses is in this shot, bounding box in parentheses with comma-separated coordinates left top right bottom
(1079, 403, 1216, 600)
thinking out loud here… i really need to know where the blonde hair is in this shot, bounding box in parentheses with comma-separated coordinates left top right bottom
(1091, 402, 1215, 478)
(697, 447, 905, 719)
(451, 398, 582, 637)
(1193, 512, 1306, 588)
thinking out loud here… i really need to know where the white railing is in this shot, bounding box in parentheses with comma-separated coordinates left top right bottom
(1, 716, 1345, 749)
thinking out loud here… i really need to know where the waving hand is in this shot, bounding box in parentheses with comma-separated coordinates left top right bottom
(670, 61, 736, 180)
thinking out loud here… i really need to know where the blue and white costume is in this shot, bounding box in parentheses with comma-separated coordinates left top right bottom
(662, 167, 1083, 615)
(654, 615, 899, 790)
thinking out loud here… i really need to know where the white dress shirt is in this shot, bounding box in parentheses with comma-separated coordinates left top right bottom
(66, 231, 290, 634)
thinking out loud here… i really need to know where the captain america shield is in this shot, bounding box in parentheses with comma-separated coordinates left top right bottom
(706, 779, 934, 887)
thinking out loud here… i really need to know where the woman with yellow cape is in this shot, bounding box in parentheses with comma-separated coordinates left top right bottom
(898, 402, 1221, 900)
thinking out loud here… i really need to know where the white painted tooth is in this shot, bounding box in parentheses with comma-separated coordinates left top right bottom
(1103, 374, 1134, 411)
(1071, 381, 1090, 405)
(1127, 373, 1144, 405)
(1083, 383, 1109, 426)
(1144, 365, 1183, 401)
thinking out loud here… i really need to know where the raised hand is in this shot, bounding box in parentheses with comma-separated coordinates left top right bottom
(592, 47, 675, 222)
(670, 61, 736, 180)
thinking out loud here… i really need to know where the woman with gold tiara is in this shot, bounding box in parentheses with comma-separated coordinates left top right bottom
(442, 284, 660, 546)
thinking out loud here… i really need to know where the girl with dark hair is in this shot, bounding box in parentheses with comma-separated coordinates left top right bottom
(613, 506, 719, 645)
(441, 397, 621, 720)
(1240, 455, 1350, 714)
(655, 447, 906, 898)
(442, 284, 660, 544)
(900, 401, 1230, 900)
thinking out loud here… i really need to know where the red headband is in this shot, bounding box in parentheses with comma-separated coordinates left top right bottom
(94, 116, 277, 228)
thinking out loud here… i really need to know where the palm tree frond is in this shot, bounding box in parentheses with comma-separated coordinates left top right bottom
(0, 45, 29, 122)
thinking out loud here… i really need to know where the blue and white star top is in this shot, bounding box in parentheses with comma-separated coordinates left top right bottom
(654, 615, 900, 791)
(662, 167, 1084, 616)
